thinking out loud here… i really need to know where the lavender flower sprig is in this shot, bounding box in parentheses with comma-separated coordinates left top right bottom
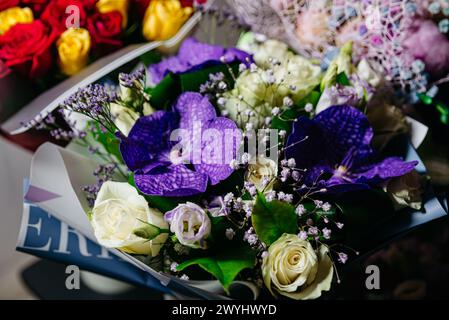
(61, 84, 119, 134)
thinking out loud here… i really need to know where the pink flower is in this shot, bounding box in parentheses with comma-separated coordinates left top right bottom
(403, 19, 449, 77)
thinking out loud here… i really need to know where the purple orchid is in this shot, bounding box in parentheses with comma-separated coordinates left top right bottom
(119, 92, 241, 197)
(149, 37, 252, 84)
(285, 105, 417, 193)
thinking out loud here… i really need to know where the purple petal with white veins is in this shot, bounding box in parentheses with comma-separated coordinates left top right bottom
(119, 111, 178, 171)
(134, 164, 209, 197)
(149, 56, 188, 84)
(314, 105, 374, 165)
(148, 38, 252, 84)
(355, 157, 418, 184)
(178, 38, 226, 67)
(194, 117, 242, 185)
(173, 92, 217, 130)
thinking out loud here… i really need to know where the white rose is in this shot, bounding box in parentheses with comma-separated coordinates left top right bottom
(385, 171, 423, 210)
(164, 202, 211, 249)
(110, 103, 139, 136)
(273, 54, 322, 103)
(91, 181, 168, 256)
(262, 234, 333, 300)
(224, 54, 321, 129)
(224, 70, 276, 128)
(253, 39, 291, 68)
(245, 156, 278, 192)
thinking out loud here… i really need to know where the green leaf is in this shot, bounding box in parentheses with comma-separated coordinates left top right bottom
(179, 62, 240, 92)
(140, 51, 162, 67)
(251, 193, 298, 245)
(336, 72, 350, 86)
(148, 62, 240, 110)
(148, 73, 180, 110)
(176, 246, 256, 291)
(133, 222, 165, 241)
(91, 122, 123, 164)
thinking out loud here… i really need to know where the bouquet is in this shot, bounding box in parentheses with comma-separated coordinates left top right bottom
(18, 29, 448, 300)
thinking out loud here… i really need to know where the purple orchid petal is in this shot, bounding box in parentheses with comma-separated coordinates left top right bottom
(149, 38, 252, 85)
(134, 164, 209, 197)
(174, 92, 217, 130)
(222, 48, 253, 65)
(119, 111, 178, 171)
(285, 116, 332, 169)
(149, 56, 188, 84)
(314, 105, 374, 164)
(320, 182, 370, 194)
(178, 38, 226, 67)
(355, 157, 418, 184)
(194, 117, 242, 185)
(286, 105, 417, 193)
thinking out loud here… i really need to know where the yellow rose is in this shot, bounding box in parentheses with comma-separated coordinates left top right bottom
(96, 0, 129, 28)
(0, 7, 33, 35)
(262, 234, 333, 300)
(142, 0, 193, 41)
(57, 28, 91, 76)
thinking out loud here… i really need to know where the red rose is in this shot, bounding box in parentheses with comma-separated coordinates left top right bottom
(0, 20, 55, 78)
(40, 0, 87, 36)
(0, 0, 19, 11)
(180, 0, 207, 7)
(87, 11, 123, 55)
(20, 0, 49, 16)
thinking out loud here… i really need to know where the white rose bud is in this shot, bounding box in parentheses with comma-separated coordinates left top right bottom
(385, 171, 424, 210)
(245, 156, 278, 192)
(91, 181, 168, 256)
(110, 103, 140, 137)
(164, 202, 211, 249)
(262, 234, 333, 300)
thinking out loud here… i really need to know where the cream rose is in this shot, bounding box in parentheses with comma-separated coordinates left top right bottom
(262, 234, 333, 300)
(253, 39, 291, 69)
(273, 54, 322, 103)
(245, 156, 278, 192)
(110, 103, 140, 136)
(91, 181, 168, 256)
(224, 54, 321, 128)
(385, 171, 423, 210)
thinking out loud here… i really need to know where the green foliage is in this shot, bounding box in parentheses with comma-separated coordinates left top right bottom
(147, 62, 240, 110)
(251, 193, 298, 245)
(90, 123, 123, 164)
(176, 246, 256, 291)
